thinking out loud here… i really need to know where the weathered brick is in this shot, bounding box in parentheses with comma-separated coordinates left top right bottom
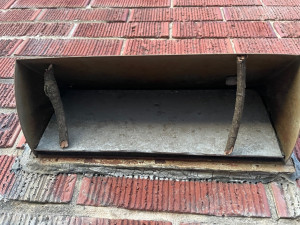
(0, 9, 41, 22)
(129, 8, 222, 22)
(270, 182, 290, 218)
(224, 7, 266, 21)
(76, 176, 92, 205)
(77, 176, 271, 217)
(15, 39, 123, 56)
(0, 0, 15, 9)
(8, 172, 77, 203)
(0, 40, 23, 56)
(262, 0, 300, 6)
(124, 39, 233, 55)
(294, 136, 300, 161)
(0, 83, 15, 108)
(0, 113, 21, 148)
(0, 58, 15, 78)
(16, 134, 26, 149)
(174, 0, 261, 7)
(180, 223, 201, 225)
(173, 22, 275, 38)
(233, 38, 300, 54)
(268, 7, 300, 20)
(0, 23, 72, 37)
(270, 182, 300, 218)
(91, 0, 170, 8)
(0, 213, 172, 225)
(51, 174, 77, 202)
(0, 155, 16, 196)
(12, 0, 89, 8)
(38, 8, 129, 22)
(274, 22, 300, 38)
(224, 7, 300, 21)
(74, 22, 169, 38)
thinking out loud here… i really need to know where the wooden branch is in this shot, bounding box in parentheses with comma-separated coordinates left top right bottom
(224, 56, 247, 155)
(44, 64, 69, 149)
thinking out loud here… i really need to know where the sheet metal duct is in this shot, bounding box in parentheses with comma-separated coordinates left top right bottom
(14, 54, 300, 161)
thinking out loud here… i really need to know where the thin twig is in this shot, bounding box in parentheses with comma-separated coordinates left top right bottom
(224, 56, 247, 155)
(44, 64, 69, 148)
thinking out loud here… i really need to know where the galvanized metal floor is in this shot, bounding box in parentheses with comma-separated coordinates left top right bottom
(36, 90, 283, 158)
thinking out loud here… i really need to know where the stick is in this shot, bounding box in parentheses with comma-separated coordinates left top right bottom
(224, 56, 246, 155)
(44, 64, 69, 148)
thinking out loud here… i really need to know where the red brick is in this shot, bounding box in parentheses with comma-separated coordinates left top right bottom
(250, 183, 262, 216)
(0, 9, 41, 22)
(257, 183, 271, 217)
(86, 176, 98, 205)
(129, 8, 222, 22)
(0, 0, 15, 9)
(168, 180, 175, 211)
(106, 176, 118, 206)
(266, 7, 300, 20)
(128, 177, 138, 209)
(101, 177, 113, 206)
(140, 177, 149, 209)
(54, 174, 77, 203)
(173, 22, 275, 38)
(243, 183, 256, 216)
(0, 113, 21, 147)
(223, 183, 234, 216)
(233, 38, 300, 54)
(74, 22, 169, 38)
(0, 58, 15, 78)
(224, 7, 300, 21)
(87, 176, 98, 205)
(0, 40, 23, 56)
(294, 136, 300, 160)
(174, 0, 261, 7)
(274, 22, 300, 38)
(0, 213, 172, 225)
(189, 181, 196, 213)
(38, 8, 129, 22)
(270, 182, 290, 218)
(99, 177, 109, 206)
(197, 181, 204, 214)
(123, 39, 233, 55)
(0, 83, 15, 108)
(50, 174, 67, 202)
(77, 176, 271, 217)
(0, 23, 72, 37)
(262, 0, 300, 6)
(77, 176, 92, 205)
(15, 39, 123, 56)
(224, 7, 265, 21)
(91, 0, 170, 8)
(12, 0, 89, 8)
(16, 134, 26, 149)
(152, 178, 160, 211)
(7, 171, 76, 203)
(0, 155, 16, 195)
(180, 223, 201, 225)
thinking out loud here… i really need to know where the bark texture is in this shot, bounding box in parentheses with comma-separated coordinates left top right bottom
(44, 64, 69, 148)
(224, 56, 247, 155)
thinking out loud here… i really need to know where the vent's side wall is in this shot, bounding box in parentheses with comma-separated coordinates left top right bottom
(15, 61, 53, 151)
(263, 57, 300, 161)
